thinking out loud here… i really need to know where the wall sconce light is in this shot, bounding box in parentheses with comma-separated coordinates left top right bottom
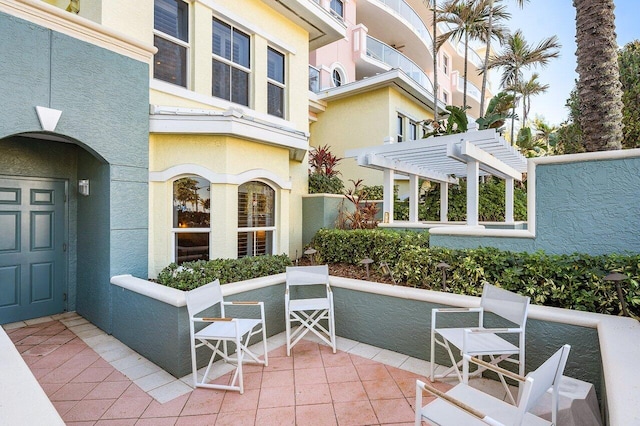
(78, 179, 90, 196)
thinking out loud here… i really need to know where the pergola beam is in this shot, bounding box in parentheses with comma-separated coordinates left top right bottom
(449, 141, 523, 181)
(357, 153, 458, 184)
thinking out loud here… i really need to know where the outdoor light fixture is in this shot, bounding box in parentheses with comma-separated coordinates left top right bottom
(304, 248, 317, 265)
(360, 258, 374, 279)
(437, 262, 450, 291)
(78, 179, 90, 196)
(604, 271, 630, 317)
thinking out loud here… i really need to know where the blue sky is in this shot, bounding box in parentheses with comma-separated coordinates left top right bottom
(490, 0, 638, 126)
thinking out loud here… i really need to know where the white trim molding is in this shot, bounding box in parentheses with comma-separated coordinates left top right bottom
(149, 164, 292, 190)
(149, 103, 309, 162)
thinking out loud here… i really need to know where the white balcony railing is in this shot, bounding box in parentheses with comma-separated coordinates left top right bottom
(458, 75, 482, 101)
(437, 22, 485, 69)
(375, 0, 433, 48)
(366, 36, 434, 93)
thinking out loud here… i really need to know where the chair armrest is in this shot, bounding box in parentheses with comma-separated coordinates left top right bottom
(434, 307, 482, 313)
(432, 307, 482, 329)
(465, 327, 523, 334)
(223, 301, 263, 306)
(467, 355, 526, 382)
(417, 380, 503, 425)
(196, 317, 233, 322)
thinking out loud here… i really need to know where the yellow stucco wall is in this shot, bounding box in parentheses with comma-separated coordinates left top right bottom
(310, 86, 435, 191)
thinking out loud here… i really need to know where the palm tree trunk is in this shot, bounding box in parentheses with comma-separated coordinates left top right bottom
(574, 0, 623, 151)
(510, 67, 518, 143)
(479, 0, 494, 117)
(463, 32, 469, 110)
(432, 0, 439, 123)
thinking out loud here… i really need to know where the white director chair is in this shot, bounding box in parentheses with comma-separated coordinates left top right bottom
(185, 279, 268, 394)
(285, 265, 336, 356)
(416, 344, 571, 426)
(430, 283, 530, 404)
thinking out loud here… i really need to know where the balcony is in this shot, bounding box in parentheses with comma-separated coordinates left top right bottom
(364, 35, 434, 93)
(309, 65, 320, 92)
(262, 0, 347, 50)
(357, 0, 435, 75)
(457, 75, 482, 102)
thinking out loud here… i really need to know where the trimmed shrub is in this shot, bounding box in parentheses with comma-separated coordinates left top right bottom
(157, 254, 292, 290)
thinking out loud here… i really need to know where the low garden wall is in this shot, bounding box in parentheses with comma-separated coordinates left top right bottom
(106, 273, 640, 425)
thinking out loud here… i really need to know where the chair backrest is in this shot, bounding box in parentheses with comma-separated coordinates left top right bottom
(185, 279, 224, 318)
(521, 344, 571, 415)
(480, 283, 530, 327)
(286, 265, 329, 289)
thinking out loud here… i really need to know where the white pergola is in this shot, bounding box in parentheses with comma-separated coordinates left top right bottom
(344, 128, 528, 226)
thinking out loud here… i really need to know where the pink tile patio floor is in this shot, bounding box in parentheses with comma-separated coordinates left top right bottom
(6, 318, 453, 425)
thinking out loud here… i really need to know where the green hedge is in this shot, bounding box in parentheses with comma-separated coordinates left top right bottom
(310, 228, 429, 265)
(157, 254, 292, 290)
(393, 246, 640, 316)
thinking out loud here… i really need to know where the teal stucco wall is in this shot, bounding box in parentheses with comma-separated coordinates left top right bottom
(0, 11, 149, 332)
(430, 155, 640, 255)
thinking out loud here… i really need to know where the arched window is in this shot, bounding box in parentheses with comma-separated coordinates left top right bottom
(172, 175, 211, 264)
(237, 181, 275, 258)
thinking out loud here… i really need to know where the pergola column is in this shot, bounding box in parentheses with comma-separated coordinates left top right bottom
(383, 169, 394, 223)
(505, 178, 514, 224)
(409, 175, 419, 222)
(466, 160, 479, 226)
(440, 182, 448, 222)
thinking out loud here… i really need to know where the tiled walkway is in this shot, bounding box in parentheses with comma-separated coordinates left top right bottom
(5, 313, 460, 425)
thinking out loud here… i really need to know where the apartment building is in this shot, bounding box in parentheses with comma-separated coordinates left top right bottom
(0, 0, 345, 326)
(308, 0, 491, 193)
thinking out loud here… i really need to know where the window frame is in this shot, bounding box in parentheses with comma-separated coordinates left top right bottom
(397, 114, 405, 142)
(330, 0, 344, 19)
(212, 16, 252, 107)
(237, 180, 277, 258)
(153, 0, 190, 88)
(171, 175, 212, 264)
(267, 46, 286, 118)
(442, 53, 450, 76)
(442, 89, 450, 104)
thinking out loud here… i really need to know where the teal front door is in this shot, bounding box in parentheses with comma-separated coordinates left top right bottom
(0, 177, 67, 324)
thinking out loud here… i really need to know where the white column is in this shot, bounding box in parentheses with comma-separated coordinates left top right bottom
(383, 169, 394, 224)
(466, 161, 479, 226)
(505, 178, 514, 224)
(409, 175, 419, 222)
(440, 182, 448, 222)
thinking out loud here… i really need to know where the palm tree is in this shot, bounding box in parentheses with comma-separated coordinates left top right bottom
(427, 0, 440, 123)
(574, 0, 623, 151)
(479, 0, 529, 116)
(487, 30, 560, 142)
(507, 73, 549, 127)
(437, 0, 509, 110)
(533, 117, 558, 152)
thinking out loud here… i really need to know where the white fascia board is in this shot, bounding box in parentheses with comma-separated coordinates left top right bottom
(361, 153, 458, 184)
(448, 140, 523, 181)
(149, 113, 308, 161)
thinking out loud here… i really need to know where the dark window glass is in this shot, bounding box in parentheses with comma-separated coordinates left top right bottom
(397, 115, 404, 142)
(212, 59, 231, 101)
(234, 29, 250, 68)
(154, 0, 188, 41)
(176, 233, 209, 264)
(268, 83, 284, 118)
(173, 176, 210, 228)
(154, 35, 187, 87)
(330, 0, 344, 18)
(267, 48, 284, 83)
(332, 69, 342, 87)
(410, 122, 417, 140)
(232, 67, 249, 105)
(213, 18, 231, 59)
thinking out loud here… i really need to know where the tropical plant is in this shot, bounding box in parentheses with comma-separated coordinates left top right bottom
(515, 126, 546, 157)
(425, 105, 470, 137)
(475, 91, 516, 131)
(532, 117, 558, 152)
(574, 0, 623, 151)
(618, 40, 640, 149)
(437, 0, 509, 110)
(308, 144, 344, 194)
(487, 29, 560, 142)
(479, 0, 529, 116)
(336, 179, 380, 230)
(507, 73, 549, 127)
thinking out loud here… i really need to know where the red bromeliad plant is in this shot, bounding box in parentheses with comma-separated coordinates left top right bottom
(309, 145, 344, 194)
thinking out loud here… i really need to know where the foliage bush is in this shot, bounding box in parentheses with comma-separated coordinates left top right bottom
(157, 254, 292, 291)
(392, 246, 640, 317)
(310, 228, 429, 266)
(308, 173, 344, 194)
(395, 177, 527, 222)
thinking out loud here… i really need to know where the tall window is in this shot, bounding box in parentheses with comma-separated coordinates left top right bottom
(409, 121, 418, 140)
(443, 90, 449, 104)
(212, 17, 250, 106)
(237, 182, 275, 258)
(330, 0, 344, 18)
(173, 176, 210, 264)
(442, 53, 450, 75)
(267, 47, 285, 118)
(397, 114, 405, 142)
(154, 0, 189, 87)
